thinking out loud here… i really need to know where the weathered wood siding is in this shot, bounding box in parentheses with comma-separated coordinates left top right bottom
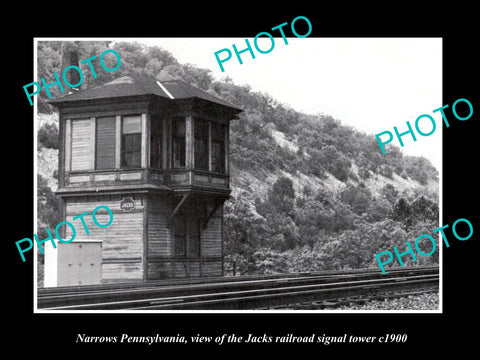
(201, 206, 223, 257)
(173, 261, 201, 278)
(201, 260, 223, 277)
(64, 195, 145, 281)
(200, 205, 223, 276)
(146, 195, 171, 257)
(146, 195, 172, 279)
(146, 196, 223, 278)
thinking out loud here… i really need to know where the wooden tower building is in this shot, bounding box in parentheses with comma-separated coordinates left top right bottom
(45, 74, 241, 285)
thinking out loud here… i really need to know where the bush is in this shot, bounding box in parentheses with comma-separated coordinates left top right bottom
(37, 174, 61, 240)
(318, 145, 351, 181)
(251, 249, 290, 274)
(38, 123, 59, 150)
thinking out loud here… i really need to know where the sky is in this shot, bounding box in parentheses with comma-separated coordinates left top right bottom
(85, 37, 444, 170)
(134, 37, 442, 171)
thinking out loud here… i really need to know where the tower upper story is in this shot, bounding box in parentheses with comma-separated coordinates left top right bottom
(50, 74, 242, 199)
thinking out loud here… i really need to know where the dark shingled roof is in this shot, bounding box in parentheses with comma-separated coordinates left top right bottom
(50, 73, 241, 111)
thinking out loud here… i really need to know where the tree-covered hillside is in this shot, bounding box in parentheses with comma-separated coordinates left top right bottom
(36, 41, 439, 276)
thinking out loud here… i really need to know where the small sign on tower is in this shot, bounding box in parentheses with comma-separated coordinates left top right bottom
(120, 197, 135, 212)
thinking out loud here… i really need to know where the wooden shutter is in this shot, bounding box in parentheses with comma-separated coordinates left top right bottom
(96, 117, 116, 169)
(71, 119, 93, 171)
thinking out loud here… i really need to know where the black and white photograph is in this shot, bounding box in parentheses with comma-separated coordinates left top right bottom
(34, 37, 442, 313)
(7, 7, 478, 356)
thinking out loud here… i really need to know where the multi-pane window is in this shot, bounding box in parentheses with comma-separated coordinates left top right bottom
(191, 119, 226, 174)
(211, 122, 226, 174)
(69, 115, 144, 171)
(172, 117, 186, 168)
(194, 120, 208, 171)
(70, 114, 227, 173)
(122, 115, 142, 168)
(150, 117, 162, 169)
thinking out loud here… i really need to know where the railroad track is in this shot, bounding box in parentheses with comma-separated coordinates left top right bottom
(278, 287, 439, 310)
(37, 265, 439, 310)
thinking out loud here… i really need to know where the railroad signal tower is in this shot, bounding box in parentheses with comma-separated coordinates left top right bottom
(45, 73, 241, 286)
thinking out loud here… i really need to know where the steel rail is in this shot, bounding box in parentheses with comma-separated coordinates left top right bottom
(38, 265, 437, 296)
(38, 269, 439, 310)
(37, 266, 438, 309)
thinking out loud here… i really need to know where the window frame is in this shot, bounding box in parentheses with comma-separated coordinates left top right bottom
(194, 119, 209, 171)
(121, 115, 142, 169)
(211, 121, 226, 174)
(150, 116, 163, 169)
(171, 117, 186, 169)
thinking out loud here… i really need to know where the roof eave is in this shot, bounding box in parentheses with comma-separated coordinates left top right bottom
(48, 93, 158, 108)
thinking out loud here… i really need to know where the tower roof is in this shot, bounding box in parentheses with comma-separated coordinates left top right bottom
(49, 73, 242, 112)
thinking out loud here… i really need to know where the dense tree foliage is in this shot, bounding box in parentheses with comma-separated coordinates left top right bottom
(37, 173, 62, 265)
(225, 179, 439, 275)
(37, 40, 440, 275)
(38, 123, 59, 150)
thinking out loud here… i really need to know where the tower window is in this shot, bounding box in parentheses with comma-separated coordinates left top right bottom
(194, 120, 208, 171)
(150, 117, 163, 169)
(172, 117, 186, 168)
(211, 122, 225, 174)
(121, 115, 142, 169)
